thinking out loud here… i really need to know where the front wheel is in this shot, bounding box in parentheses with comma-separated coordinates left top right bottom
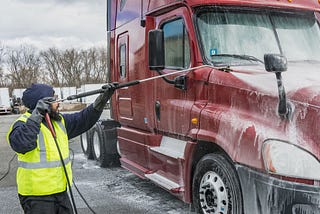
(192, 153, 243, 214)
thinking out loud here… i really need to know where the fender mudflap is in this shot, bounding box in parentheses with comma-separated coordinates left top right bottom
(100, 119, 121, 155)
(101, 119, 121, 129)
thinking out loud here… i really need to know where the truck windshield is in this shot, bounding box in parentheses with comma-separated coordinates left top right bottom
(196, 9, 320, 66)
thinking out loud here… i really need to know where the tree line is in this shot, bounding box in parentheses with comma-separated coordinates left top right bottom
(0, 44, 108, 93)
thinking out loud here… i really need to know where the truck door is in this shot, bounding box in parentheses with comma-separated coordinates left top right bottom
(154, 8, 195, 136)
(146, 7, 209, 191)
(115, 33, 132, 121)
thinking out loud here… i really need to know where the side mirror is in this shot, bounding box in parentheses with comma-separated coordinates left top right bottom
(264, 53, 292, 119)
(148, 30, 165, 71)
(264, 54, 287, 72)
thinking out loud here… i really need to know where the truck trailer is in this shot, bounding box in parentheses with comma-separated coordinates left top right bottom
(81, 0, 320, 213)
(0, 88, 12, 114)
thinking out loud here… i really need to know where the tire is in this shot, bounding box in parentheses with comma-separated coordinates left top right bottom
(91, 123, 119, 167)
(80, 131, 94, 160)
(91, 124, 103, 163)
(192, 153, 243, 214)
(12, 107, 20, 114)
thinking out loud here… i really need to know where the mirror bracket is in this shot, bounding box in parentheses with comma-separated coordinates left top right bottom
(174, 75, 187, 90)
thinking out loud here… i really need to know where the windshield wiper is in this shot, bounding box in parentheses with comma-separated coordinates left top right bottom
(211, 54, 264, 64)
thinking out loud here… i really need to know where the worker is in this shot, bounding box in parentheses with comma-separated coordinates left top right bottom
(7, 83, 115, 214)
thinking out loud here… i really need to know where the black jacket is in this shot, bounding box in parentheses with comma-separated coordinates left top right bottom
(9, 104, 101, 154)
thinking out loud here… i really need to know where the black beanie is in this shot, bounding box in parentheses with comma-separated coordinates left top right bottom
(22, 83, 54, 110)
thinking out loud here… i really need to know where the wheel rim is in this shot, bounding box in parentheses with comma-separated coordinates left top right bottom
(81, 133, 88, 151)
(93, 131, 100, 159)
(199, 171, 228, 214)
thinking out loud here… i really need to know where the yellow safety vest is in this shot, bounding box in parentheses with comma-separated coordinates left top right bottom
(7, 112, 72, 196)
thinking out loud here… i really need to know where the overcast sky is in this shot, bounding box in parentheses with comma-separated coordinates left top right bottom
(0, 0, 107, 50)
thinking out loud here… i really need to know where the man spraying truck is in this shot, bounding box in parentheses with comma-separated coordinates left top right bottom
(7, 1, 320, 214)
(7, 83, 115, 214)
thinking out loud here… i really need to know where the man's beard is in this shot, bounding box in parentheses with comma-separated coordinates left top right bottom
(50, 111, 61, 121)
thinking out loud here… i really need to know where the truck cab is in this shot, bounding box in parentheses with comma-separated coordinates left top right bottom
(83, 1, 320, 213)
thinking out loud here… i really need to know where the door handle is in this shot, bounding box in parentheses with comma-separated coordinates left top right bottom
(155, 101, 160, 121)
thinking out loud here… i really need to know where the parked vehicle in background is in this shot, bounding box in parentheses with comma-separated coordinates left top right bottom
(82, 1, 320, 213)
(10, 96, 22, 114)
(0, 88, 12, 114)
(12, 88, 25, 101)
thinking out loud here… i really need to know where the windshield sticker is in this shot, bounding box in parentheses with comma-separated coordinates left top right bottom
(210, 48, 218, 56)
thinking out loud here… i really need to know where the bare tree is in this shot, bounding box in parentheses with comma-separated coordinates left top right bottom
(40, 48, 62, 87)
(92, 47, 108, 82)
(80, 47, 106, 84)
(59, 48, 84, 87)
(6, 45, 41, 88)
(0, 42, 4, 65)
(0, 42, 7, 87)
(0, 68, 10, 87)
(2, 45, 108, 91)
(81, 48, 94, 84)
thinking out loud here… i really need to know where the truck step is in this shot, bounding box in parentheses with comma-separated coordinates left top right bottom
(149, 136, 187, 159)
(150, 146, 184, 159)
(145, 172, 183, 192)
(120, 157, 151, 179)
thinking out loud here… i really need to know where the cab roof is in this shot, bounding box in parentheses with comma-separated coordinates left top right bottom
(147, 0, 320, 13)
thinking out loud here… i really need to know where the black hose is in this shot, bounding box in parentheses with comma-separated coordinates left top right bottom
(52, 136, 78, 214)
(69, 148, 97, 214)
(45, 113, 78, 214)
(73, 179, 97, 214)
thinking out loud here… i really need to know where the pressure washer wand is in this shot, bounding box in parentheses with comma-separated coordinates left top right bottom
(56, 88, 106, 102)
(56, 65, 212, 102)
(102, 65, 211, 90)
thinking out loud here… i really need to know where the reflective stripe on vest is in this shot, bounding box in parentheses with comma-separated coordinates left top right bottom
(18, 157, 70, 169)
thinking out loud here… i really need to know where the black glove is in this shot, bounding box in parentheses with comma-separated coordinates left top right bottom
(93, 83, 116, 111)
(29, 97, 56, 124)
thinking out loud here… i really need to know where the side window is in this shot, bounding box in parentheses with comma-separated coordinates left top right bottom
(119, 44, 126, 78)
(162, 18, 190, 69)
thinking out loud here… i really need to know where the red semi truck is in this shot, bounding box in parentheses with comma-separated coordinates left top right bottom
(81, 0, 320, 213)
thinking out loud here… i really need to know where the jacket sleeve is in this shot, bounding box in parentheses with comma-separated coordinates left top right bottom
(8, 120, 39, 154)
(63, 104, 102, 139)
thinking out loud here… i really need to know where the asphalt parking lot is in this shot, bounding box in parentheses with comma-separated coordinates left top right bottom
(0, 112, 194, 214)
